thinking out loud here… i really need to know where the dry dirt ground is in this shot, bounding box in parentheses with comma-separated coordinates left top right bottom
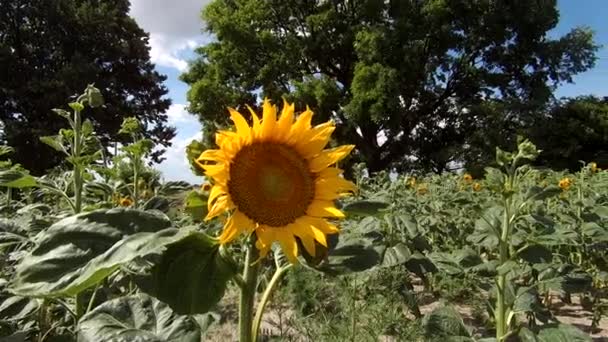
(206, 286, 608, 342)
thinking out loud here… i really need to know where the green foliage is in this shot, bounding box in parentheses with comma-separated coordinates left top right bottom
(0, 0, 175, 174)
(9, 209, 176, 297)
(0, 170, 37, 189)
(143, 232, 236, 314)
(77, 294, 202, 342)
(182, 0, 598, 172)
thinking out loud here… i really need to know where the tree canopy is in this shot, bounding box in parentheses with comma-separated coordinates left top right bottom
(182, 0, 598, 172)
(0, 0, 175, 174)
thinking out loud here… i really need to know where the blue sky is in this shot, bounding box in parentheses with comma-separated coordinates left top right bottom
(130, 0, 607, 184)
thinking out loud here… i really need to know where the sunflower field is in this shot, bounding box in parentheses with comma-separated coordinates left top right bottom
(0, 86, 607, 342)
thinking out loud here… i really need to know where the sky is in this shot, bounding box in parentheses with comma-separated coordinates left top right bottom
(129, 0, 608, 184)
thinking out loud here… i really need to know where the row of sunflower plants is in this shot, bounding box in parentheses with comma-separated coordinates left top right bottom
(358, 139, 607, 341)
(0, 90, 391, 342)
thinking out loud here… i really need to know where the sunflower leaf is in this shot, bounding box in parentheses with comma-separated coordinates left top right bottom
(141, 232, 235, 314)
(9, 209, 182, 297)
(77, 293, 201, 342)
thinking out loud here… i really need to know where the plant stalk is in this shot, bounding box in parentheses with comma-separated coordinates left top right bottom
(252, 263, 292, 342)
(73, 109, 83, 214)
(239, 235, 259, 342)
(496, 178, 512, 341)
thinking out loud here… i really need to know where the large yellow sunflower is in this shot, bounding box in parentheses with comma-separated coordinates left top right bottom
(195, 99, 356, 263)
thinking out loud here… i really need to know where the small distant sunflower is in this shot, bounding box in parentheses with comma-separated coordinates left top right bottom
(472, 182, 482, 192)
(119, 197, 133, 207)
(405, 176, 417, 188)
(590, 162, 598, 173)
(463, 173, 473, 183)
(196, 99, 356, 263)
(201, 183, 213, 192)
(558, 177, 572, 190)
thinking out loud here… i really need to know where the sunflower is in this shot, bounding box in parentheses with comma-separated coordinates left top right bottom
(472, 182, 482, 192)
(405, 176, 416, 188)
(119, 197, 133, 207)
(558, 177, 572, 190)
(196, 99, 356, 263)
(590, 162, 598, 173)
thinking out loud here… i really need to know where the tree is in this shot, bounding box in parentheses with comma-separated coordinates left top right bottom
(0, 0, 175, 175)
(529, 96, 608, 171)
(182, 0, 598, 172)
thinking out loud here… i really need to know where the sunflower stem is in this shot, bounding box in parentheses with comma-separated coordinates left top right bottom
(239, 235, 259, 342)
(252, 261, 292, 342)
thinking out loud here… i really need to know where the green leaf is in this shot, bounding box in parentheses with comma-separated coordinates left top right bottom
(518, 245, 553, 264)
(143, 196, 170, 212)
(382, 243, 411, 268)
(496, 260, 519, 276)
(77, 293, 201, 342)
(83, 84, 104, 107)
(12, 228, 191, 297)
(469, 260, 499, 277)
(39, 135, 67, 155)
(0, 169, 37, 188)
(513, 287, 542, 314)
(307, 236, 384, 276)
(184, 190, 207, 221)
(68, 102, 84, 112)
(143, 232, 235, 314)
(535, 324, 591, 342)
(9, 209, 179, 297)
(84, 181, 113, 198)
(524, 186, 561, 202)
(158, 181, 192, 196)
(0, 219, 28, 249)
(342, 200, 389, 216)
(421, 306, 473, 341)
(467, 207, 501, 249)
(0, 296, 40, 321)
(405, 252, 438, 277)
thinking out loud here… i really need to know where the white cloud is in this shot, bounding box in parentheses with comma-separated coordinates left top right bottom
(130, 0, 212, 71)
(166, 103, 197, 124)
(158, 131, 202, 184)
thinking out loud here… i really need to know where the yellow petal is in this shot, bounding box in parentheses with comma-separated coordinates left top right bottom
(295, 124, 335, 158)
(316, 167, 344, 180)
(307, 200, 345, 218)
(215, 130, 237, 147)
(261, 98, 277, 139)
(246, 105, 262, 139)
(196, 149, 226, 163)
(299, 216, 339, 235)
(205, 195, 233, 220)
(208, 185, 227, 211)
(292, 219, 327, 248)
(218, 210, 254, 244)
(255, 226, 275, 259)
(287, 108, 313, 143)
(314, 177, 357, 200)
(276, 231, 298, 264)
(299, 235, 316, 256)
(276, 99, 295, 140)
(309, 145, 355, 172)
(228, 108, 251, 142)
(202, 163, 228, 179)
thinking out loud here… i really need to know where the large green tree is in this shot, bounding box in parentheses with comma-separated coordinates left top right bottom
(530, 96, 608, 171)
(0, 0, 175, 174)
(182, 0, 598, 172)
